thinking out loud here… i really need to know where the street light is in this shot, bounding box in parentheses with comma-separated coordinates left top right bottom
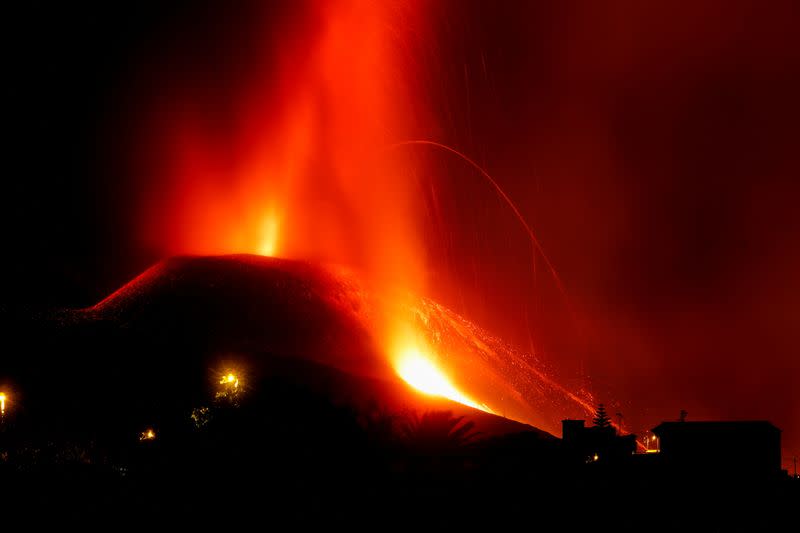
(215, 368, 245, 404)
(220, 372, 240, 390)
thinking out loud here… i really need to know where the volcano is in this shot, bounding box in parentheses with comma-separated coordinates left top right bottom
(2, 254, 594, 441)
(4, 255, 795, 529)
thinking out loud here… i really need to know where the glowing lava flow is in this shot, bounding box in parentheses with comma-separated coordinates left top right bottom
(395, 347, 489, 413)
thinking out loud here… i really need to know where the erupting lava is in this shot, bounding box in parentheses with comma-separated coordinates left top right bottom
(395, 347, 488, 412)
(83, 254, 591, 435)
(257, 209, 281, 257)
(136, 0, 592, 426)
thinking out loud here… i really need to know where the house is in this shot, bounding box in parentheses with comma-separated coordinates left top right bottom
(652, 420, 781, 479)
(561, 419, 637, 464)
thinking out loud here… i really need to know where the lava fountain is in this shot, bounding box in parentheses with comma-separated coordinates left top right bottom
(134, 0, 594, 431)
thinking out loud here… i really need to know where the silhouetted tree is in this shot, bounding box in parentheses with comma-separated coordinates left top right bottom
(592, 403, 612, 428)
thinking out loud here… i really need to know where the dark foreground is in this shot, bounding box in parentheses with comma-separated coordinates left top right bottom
(1, 372, 796, 530)
(0, 254, 796, 529)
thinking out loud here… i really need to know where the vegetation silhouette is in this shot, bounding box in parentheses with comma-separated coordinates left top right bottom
(401, 410, 481, 455)
(592, 403, 612, 428)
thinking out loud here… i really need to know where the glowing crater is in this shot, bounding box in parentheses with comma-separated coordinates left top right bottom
(258, 210, 281, 257)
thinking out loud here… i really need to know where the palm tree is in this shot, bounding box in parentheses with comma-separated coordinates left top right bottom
(361, 400, 400, 450)
(401, 410, 481, 455)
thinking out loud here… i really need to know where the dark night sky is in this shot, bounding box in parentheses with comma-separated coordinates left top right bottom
(4, 1, 800, 465)
(3, 2, 183, 305)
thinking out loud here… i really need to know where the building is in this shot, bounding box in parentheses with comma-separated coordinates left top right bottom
(561, 419, 637, 464)
(652, 420, 781, 479)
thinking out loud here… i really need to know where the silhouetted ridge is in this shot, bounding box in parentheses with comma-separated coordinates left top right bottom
(79, 254, 383, 378)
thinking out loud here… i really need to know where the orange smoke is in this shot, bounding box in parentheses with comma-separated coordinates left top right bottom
(143, 0, 426, 291)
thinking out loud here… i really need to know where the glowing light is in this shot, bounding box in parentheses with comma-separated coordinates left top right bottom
(139, 428, 156, 441)
(220, 373, 240, 389)
(190, 406, 211, 428)
(216, 369, 244, 404)
(395, 348, 488, 412)
(593, 453, 599, 461)
(258, 211, 280, 257)
(0, 392, 6, 416)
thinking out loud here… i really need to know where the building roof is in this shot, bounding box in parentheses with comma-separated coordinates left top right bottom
(652, 420, 780, 436)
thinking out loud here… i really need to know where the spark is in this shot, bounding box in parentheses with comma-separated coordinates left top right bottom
(389, 140, 578, 325)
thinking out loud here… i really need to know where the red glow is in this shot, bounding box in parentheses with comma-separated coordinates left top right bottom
(140, 1, 465, 403)
(142, 1, 426, 288)
(133, 1, 592, 428)
(128, 1, 800, 471)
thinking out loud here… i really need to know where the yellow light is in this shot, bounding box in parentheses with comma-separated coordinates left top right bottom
(0, 392, 6, 416)
(258, 210, 280, 257)
(220, 373, 239, 389)
(139, 428, 156, 441)
(395, 348, 488, 412)
(593, 453, 599, 461)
